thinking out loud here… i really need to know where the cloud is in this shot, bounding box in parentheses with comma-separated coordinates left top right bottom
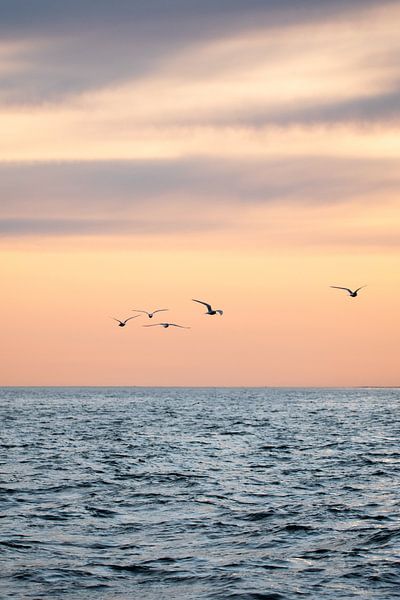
(0, 216, 220, 237)
(170, 88, 400, 128)
(0, 157, 398, 254)
(0, 157, 399, 236)
(0, 0, 382, 104)
(292, 89, 400, 125)
(0, 2, 399, 250)
(0, 1, 378, 36)
(2, 2, 400, 165)
(1, 156, 399, 206)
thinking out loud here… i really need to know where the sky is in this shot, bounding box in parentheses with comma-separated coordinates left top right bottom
(0, 0, 399, 386)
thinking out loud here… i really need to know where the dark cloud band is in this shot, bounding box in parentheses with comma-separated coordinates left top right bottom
(0, 156, 398, 205)
(0, 0, 381, 104)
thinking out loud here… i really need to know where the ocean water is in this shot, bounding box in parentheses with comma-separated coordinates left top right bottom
(1, 387, 399, 600)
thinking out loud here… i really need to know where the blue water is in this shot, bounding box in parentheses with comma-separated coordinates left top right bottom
(1, 387, 399, 599)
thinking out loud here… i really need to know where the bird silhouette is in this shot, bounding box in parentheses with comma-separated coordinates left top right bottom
(112, 316, 140, 327)
(192, 299, 223, 315)
(132, 309, 168, 318)
(143, 322, 190, 329)
(330, 286, 366, 298)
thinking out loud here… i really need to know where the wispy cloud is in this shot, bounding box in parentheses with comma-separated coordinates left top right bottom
(0, 158, 399, 247)
(0, 0, 391, 106)
(0, 1, 399, 251)
(1, 2, 400, 164)
(1, 156, 399, 211)
(212, 89, 400, 127)
(0, 217, 221, 237)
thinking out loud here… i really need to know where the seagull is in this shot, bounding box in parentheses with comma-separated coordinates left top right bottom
(192, 299, 223, 315)
(143, 322, 190, 329)
(330, 286, 367, 298)
(132, 309, 168, 319)
(112, 316, 140, 327)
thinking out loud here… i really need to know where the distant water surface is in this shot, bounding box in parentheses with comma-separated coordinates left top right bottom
(1, 387, 399, 599)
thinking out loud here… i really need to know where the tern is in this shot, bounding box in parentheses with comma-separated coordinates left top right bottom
(143, 322, 190, 329)
(112, 316, 140, 327)
(132, 309, 168, 319)
(192, 299, 223, 315)
(330, 286, 366, 298)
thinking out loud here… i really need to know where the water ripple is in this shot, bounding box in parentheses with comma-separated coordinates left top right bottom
(0, 386, 399, 599)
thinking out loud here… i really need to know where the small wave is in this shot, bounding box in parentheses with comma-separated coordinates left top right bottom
(99, 563, 174, 578)
(241, 510, 276, 521)
(368, 564, 400, 585)
(355, 513, 390, 521)
(298, 548, 335, 559)
(12, 567, 99, 583)
(108, 564, 158, 573)
(259, 563, 287, 571)
(34, 513, 71, 521)
(85, 506, 118, 517)
(0, 540, 32, 549)
(362, 528, 400, 547)
(225, 592, 286, 599)
(260, 444, 291, 451)
(279, 523, 314, 533)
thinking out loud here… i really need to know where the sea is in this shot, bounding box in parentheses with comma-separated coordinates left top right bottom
(1, 387, 399, 600)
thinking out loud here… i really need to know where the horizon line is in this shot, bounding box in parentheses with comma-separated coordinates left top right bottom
(0, 385, 399, 390)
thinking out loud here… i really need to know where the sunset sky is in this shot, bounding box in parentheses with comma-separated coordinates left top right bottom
(1, 0, 399, 386)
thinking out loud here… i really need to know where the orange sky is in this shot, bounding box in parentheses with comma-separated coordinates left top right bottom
(0, 0, 399, 385)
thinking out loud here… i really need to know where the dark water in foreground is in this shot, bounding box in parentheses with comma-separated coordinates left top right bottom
(1, 387, 400, 600)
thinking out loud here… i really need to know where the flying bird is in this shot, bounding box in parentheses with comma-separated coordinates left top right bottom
(143, 322, 190, 329)
(192, 299, 223, 315)
(132, 309, 168, 318)
(330, 286, 367, 298)
(112, 316, 140, 327)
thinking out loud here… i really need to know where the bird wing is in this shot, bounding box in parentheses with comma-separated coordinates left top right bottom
(112, 317, 122, 324)
(192, 299, 212, 311)
(330, 286, 352, 293)
(153, 309, 168, 314)
(355, 286, 367, 293)
(170, 324, 190, 328)
(124, 316, 139, 322)
(143, 323, 162, 327)
(132, 310, 149, 315)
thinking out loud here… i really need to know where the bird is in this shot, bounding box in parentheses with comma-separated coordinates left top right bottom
(330, 286, 367, 298)
(192, 299, 223, 315)
(112, 316, 140, 327)
(132, 309, 169, 319)
(143, 322, 190, 329)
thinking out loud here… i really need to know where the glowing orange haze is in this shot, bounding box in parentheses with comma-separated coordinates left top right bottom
(0, 233, 399, 386)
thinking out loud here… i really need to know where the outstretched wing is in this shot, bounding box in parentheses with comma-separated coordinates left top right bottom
(153, 309, 168, 314)
(112, 317, 122, 324)
(143, 323, 162, 327)
(124, 316, 140, 323)
(355, 286, 367, 293)
(192, 298, 212, 311)
(170, 324, 190, 328)
(132, 309, 150, 315)
(330, 286, 352, 293)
